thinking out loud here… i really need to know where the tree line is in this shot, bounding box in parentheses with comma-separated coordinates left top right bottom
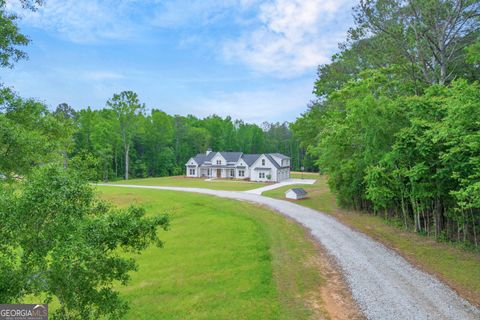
(0, 87, 311, 181)
(72, 92, 311, 181)
(292, 0, 480, 247)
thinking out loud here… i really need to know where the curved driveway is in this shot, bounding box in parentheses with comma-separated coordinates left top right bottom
(97, 184, 480, 320)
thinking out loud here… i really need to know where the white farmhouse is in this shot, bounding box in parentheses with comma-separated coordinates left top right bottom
(185, 149, 290, 182)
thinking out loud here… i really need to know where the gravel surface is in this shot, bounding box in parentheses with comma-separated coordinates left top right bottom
(98, 184, 480, 320)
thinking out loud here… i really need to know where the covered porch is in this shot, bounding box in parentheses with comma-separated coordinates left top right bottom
(200, 166, 236, 179)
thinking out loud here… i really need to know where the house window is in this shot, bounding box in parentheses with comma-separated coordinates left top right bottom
(262, 159, 265, 166)
(216, 160, 221, 165)
(189, 169, 195, 175)
(207, 169, 210, 176)
(238, 170, 245, 177)
(230, 170, 234, 177)
(259, 172, 265, 179)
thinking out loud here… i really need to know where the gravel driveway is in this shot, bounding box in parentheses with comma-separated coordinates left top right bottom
(98, 184, 480, 320)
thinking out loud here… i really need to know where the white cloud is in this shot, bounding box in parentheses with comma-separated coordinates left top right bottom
(223, 0, 356, 77)
(7, 0, 144, 43)
(7, 0, 258, 42)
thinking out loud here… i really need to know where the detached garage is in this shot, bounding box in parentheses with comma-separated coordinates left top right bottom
(285, 188, 308, 200)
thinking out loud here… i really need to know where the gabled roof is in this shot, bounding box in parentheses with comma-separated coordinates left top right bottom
(265, 154, 281, 169)
(220, 152, 243, 162)
(192, 152, 215, 164)
(270, 153, 290, 160)
(286, 188, 307, 195)
(187, 151, 290, 167)
(241, 154, 261, 166)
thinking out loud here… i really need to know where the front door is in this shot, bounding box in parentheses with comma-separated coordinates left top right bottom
(216, 169, 221, 178)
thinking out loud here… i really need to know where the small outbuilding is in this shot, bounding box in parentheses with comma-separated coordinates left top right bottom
(285, 188, 308, 200)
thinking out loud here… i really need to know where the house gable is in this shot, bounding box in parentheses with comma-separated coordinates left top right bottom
(185, 157, 198, 166)
(269, 153, 290, 167)
(210, 152, 227, 166)
(236, 158, 248, 168)
(250, 154, 276, 169)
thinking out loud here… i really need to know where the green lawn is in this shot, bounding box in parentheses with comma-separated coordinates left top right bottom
(96, 186, 325, 319)
(108, 176, 264, 191)
(290, 171, 321, 180)
(263, 174, 480, 307)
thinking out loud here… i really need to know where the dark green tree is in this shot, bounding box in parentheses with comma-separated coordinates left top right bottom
(0, 165, 169, 319)
(107, 91, 145, 180)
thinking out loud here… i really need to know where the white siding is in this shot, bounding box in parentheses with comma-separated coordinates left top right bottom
(285, 189, 306, 200)
(250, 154, 278, 182)
(186, 152, 289, 182)
(235, 159, 249, 180)
(210, 153, 226, 166)
(185, 158, 199, 177)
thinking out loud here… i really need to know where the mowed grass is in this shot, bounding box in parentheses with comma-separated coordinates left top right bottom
(108, 175, 264, 191)
(263, 174, 480, 306)
(97, 186, 325, 319)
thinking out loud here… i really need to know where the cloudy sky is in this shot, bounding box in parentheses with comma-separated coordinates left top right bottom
(3, 0, 356, 123)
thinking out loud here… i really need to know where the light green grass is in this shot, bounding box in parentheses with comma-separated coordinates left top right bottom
(109, 176, 264, 191)
(263, 174, 480, 306)
(95, 186, 325, 319)
(290, 172, 321, 179)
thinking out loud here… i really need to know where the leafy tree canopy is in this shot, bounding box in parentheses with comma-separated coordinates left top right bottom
(0, 165, 169, 319)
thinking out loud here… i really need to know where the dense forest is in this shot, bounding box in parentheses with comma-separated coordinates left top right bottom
(0, 87, 311, 181)
(292, 0, 480, 247)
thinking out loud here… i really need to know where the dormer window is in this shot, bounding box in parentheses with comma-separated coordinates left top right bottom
(216, 160, 221, 165)
(262, 159, 265, 166)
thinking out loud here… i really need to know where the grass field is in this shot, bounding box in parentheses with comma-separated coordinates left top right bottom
(263, 174, 480, 306)
(96, 186, 326, 319)
(108, 176, 264, 191)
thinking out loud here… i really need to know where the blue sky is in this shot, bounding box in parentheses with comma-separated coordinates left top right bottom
(2, 0, 356, 123)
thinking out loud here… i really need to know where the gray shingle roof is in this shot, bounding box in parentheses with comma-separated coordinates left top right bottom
(192, 151, 215, 164)
(189, 151, 289, 168)
(220, 152, 243, 162)
(288, 188, 307, 195)
(270, 153, 290, 160)
(241, 154, 261, 166)
(192, 154, 207, 164)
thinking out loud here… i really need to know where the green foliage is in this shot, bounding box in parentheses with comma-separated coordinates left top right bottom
(293, 0, 480, 247)
(107, 91, 145, 180)
(466, 38, 480, 64)
(310, 69, 409, 207)
(0, 165, 168, 319)
(295, 71, 480, 246)
(0, 0, 44, 68)
(0, 87, 71, 177)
